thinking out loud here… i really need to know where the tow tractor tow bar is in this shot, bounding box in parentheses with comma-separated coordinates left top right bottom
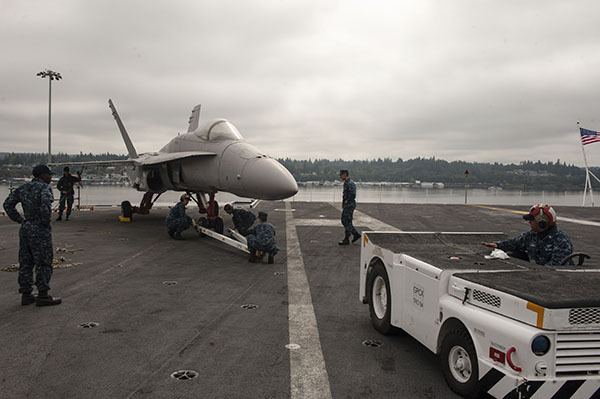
(192, 219, 249, 254)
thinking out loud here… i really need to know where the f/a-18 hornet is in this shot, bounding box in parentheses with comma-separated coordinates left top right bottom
(57, 100, 298, 223)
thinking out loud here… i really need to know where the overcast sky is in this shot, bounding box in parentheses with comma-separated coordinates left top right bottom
(1, 0, 600, 166)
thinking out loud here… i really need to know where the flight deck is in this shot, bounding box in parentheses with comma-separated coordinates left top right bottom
(1, 202, 599, 399)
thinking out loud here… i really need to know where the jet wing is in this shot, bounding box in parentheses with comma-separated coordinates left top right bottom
(49, 152, 215, 168)
(49, 159, 136, 168)
(137, 151, 216, 166)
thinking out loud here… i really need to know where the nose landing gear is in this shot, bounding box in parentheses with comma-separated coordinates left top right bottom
(190, 192, 224, 235)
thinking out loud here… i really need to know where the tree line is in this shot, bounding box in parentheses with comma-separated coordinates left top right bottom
(280, 157, 597, 190)
(1, 152, 598, 190)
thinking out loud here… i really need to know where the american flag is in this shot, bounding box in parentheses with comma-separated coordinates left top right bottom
(580, 128, 600, 145)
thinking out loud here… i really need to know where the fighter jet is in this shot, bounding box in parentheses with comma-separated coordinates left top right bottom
(54, 99, 298, 219)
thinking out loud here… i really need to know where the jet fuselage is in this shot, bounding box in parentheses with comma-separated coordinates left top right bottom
(132, 119, 298, 201)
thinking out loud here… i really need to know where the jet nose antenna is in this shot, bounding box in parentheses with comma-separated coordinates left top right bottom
(242, 157, 298, 200)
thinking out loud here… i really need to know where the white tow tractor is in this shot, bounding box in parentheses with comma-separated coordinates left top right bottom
(359, 231, 600, 399)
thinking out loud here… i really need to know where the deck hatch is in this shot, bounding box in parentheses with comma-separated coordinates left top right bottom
(569, 307, 600, 325)
(170, 370, 199, 380)
(472, 289, 501, 308)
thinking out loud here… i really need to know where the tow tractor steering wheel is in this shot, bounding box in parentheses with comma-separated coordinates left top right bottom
(560, 253, 591, 266)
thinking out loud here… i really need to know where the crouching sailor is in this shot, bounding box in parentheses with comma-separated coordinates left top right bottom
(247, 211, 278, 264)
(166, 194, 193, 240)
(224, 204, 256, 236)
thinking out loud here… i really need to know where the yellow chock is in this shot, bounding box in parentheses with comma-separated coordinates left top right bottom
(118, 216, 131, 223)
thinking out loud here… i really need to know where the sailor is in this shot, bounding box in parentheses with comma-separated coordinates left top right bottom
(223, 204, 256, 236)
(3, 165, 62, 306)
(482, 203, 573, 266)
(56, 166, 81, 221)
(338, 169, 361, 245)
(166, 194, 193, 240)
(246, 211, 278, 264)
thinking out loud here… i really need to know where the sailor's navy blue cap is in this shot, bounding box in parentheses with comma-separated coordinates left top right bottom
(339, 169, 349, 175)
(258, 211, 268, 220)
(32, 164, 54, 177)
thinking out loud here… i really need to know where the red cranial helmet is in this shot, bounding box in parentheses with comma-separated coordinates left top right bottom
(523, 203, 556, 228)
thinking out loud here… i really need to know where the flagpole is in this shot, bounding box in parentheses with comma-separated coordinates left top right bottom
(578, 122, 594, 206)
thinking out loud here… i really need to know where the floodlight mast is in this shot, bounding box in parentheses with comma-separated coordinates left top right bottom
(36, 69, 62, 164)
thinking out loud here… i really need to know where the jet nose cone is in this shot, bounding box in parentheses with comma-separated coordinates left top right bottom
(242, 158, 298, 200)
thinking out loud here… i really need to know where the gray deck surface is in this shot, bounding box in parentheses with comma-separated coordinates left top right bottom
(1, 201, 599, 398)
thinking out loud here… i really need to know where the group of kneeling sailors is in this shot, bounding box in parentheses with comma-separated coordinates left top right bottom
(165, 194, 278, 264)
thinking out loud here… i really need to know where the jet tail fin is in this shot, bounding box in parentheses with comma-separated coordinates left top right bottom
(108, 99, 138, 158)
(187, 104, 201, 133)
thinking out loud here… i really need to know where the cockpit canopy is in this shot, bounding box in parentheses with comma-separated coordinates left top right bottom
(194, 119, 243, 141)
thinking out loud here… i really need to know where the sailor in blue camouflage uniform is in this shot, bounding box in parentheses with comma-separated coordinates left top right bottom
(3, 165, 62, 306)
(483, 204, 573, 266)
(223, 204, 256, 236)
(56, 166, 81, 221)
(246, 211, 278, 264)
(339, 169, 361, 245)
(166, 194, 193, 240)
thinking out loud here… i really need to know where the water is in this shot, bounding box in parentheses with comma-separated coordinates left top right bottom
(290, 185, 589, 206)
(0, 184, 590, 207)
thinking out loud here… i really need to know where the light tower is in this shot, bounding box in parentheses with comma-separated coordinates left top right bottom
(36, 69, 62, 164)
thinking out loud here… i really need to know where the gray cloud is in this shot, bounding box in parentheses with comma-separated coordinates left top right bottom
(1, 0, 600, 166)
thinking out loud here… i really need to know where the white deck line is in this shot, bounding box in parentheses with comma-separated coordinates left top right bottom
(285, 201, 332, 399)
(557, 216, 600, 227)
(328, 202, 399, 231)
(474, 205, 600, 227)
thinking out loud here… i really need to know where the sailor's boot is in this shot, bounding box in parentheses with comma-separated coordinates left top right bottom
(338, 232, 350, 246)
(268, 254, 275, 264)
(36, 291, 62, 307)
(21, 292, 36, 306)
(352, 231, 361, 243)
(174, 232, 184, 240)
(56, 214, 62, 221)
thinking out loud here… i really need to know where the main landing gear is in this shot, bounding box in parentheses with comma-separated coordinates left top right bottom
(120, 192, 163, 221)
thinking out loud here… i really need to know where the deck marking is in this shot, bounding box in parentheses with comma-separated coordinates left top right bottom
(328, 202, 398, 230)
(474, 205, 600, 227)
(285, 201, 332, 399)
(293, 219, 340, 227)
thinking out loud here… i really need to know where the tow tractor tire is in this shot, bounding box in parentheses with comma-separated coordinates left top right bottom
(440, 326, 481, 399)
(367, 262, 396, 335)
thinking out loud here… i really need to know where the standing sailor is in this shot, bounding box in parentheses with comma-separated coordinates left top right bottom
(56, 166, 81, 221)
(3, 165, 62, 306)
(338, 169, 361, 245)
